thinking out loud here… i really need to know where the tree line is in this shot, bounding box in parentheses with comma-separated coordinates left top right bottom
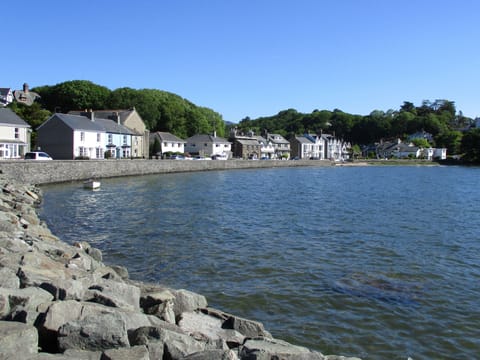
(236, 100, 480, 161)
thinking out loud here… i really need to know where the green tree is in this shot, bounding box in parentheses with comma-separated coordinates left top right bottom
(435, 130, 462, 155)
(34, 80, 111, 113)
(460, 129, 480, 163)
(150, 137, 161, 158)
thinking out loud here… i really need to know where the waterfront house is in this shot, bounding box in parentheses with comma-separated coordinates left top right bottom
(95, 117, 134, 158)
(0, 88, 14, 107)
(37, 113, 106, 159)
(395, 143, 422, 158)
(185, 133, 231, 158)
(252, 135, 275, 159)
(375, 139, 399, 159)
(0, 108, 31, 159)
(230, 134, 262, 159)
(290, 134, 324, 159)
(149, 131, 186, 158)
(70, 109, 150, 158)
(321, 134, 350, 161)
(266, 133, 290, 159)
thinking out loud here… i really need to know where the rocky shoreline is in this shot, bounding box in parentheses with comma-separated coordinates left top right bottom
(0, 176, 361, 360)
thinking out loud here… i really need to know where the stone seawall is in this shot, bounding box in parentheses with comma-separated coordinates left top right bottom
(0, 159, 332, 185)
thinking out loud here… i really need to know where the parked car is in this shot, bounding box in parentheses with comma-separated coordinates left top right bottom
(24, 151, 53, 160)
(169, 154, 185, 160)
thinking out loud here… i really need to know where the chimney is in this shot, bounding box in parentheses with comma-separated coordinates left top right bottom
(113, 111, 120, 124)
(84, 109, 94, 121)
(213, 131, 217, 138)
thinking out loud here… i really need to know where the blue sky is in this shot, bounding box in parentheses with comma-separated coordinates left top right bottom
(3, 1, 479, 122)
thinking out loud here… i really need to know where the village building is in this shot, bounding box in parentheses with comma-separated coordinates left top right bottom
(184, 133, 231, 158)
(0, 88, 14, 107)
(0, 108, 31, 159)
(70, 109, 150, 158)
(149, 131, 186, 158)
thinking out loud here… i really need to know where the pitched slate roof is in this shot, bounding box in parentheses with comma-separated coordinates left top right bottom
(0, 108, 30, 127)
(151, 131, 186, 143)
(49, 113, 105, 132)
(186, 134, 230, 144)
(95, 118, 134, 135)
(234, 138, 261, 146)
(294, 135, 314, 144)
(267, 133, 289, 144)
(69, 109, 134, 123)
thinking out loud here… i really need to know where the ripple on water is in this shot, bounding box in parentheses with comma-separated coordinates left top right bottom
(38, 167, 480, 359)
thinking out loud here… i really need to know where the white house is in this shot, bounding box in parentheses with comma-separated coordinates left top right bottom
(95, 117, 134, 158)
(322, 134, 350, 161)
(290, 134, 324, 159)
(185, 133, 231, 158)
(0, 88, 14, 107)
(37, 113, 106, 160)
(0, 108, 31, 159)
(149, 131, 186, 158)
(266, 133, 290, 159)
(70, 109, 150, 158)
(433, 148, 447, 160)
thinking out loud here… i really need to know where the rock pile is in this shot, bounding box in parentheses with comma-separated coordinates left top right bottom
(0, 177, 360, 360)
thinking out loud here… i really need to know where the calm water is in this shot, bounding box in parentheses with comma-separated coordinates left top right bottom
(38, 166, 480, 360)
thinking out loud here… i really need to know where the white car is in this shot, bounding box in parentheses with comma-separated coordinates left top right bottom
(24, 151, 53, 160)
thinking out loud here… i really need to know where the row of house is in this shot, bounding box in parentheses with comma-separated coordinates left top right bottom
(36, 109, 150, 159)
(367, 139, 447, 160)
(150, 128, 350, 161)
(0, 106, 151, 160)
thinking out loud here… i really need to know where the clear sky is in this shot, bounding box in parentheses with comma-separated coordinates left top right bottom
(3, 0, 479, 122)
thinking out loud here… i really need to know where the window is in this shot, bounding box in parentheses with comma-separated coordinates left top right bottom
(14, 128, 19, 139)
(164, 142, 168, 147)
(108, 134, 113, 143)
(96, 148, 103, 159)
(79, 147, 86, 157)
(80, 132, 85, 141)
(123, 135, 127, 145)
(97, 133, 101, 142)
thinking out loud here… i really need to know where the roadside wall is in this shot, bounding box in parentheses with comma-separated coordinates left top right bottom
(0, 159, 333, 185)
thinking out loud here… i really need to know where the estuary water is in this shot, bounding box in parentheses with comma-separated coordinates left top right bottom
(38, 165, 480, 359)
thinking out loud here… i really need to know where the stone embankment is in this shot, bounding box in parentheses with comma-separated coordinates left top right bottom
(0, 175, 361, 359)
(0, 159, 333, 185)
